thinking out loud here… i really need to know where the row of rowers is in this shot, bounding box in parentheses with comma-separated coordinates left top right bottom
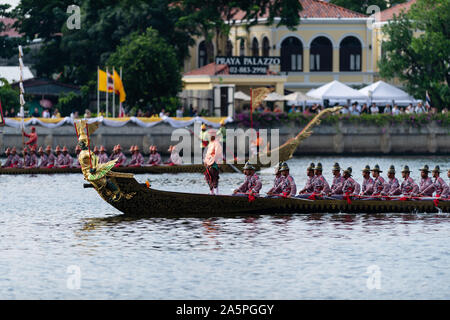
(1, 144, 178, 169)
(232, 162, 450, 199)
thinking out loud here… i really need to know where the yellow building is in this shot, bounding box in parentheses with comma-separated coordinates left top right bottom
(181, 0, 416, 115)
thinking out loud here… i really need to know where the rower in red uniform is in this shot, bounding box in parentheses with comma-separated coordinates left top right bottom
(37, 146, 48, 168)
(312, 163, 330, 195)
(62, 146, 73, 168)
(166, 145, 183, 165)
(128, 145, 144, 167)
(431, 166, 449, 199)
(233, 162, 262, 195)
(147, 145, 162, 166)
(2, 148, 12, 168)
(275, 162, 297, 198)
(386, 165, 401, 196)
(360, 165, 374, 196)
(10, 147, 21, 168)
(45, 146, 56, 168)
(342, 167, 361, 196)
(298, 163, 316, 195)
(22, 147, 31, 168)
(400, 166, 419, 196)
(28, 146, 39, 168)
(93, 146, 100, 158)
(109, 145, 127, 167)
(22, 126, 38, 149)
(417, 165, 434, 197)
(371, 164, 387, 196)
(73, 145, 82, 168)
(98, 146, 109, 164)
(267, 163, 284, 196)
(54, 146, 65, 168)
(330, 162, 345, 195)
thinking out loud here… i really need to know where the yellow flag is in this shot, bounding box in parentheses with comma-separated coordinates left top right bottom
(98, 69, 114, 93)
(113, 70, 126, 103)
(251, 87, 273, 111)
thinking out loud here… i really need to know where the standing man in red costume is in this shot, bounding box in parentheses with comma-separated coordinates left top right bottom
(22, 126, 38, 149)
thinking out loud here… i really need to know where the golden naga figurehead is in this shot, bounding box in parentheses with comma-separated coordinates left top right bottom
(75, 120, 100, 146)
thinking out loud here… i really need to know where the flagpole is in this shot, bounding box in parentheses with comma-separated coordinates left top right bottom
(250, 88, 253, 129)
(120, 67, 123, 117)
(112, 66, 116, 118)
(97, 66, 100, 117)
(106, 66, 109, 118)
(18, 45, 26, 160)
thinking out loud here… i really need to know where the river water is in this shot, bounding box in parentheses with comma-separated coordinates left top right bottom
(1, 156, 450, 299)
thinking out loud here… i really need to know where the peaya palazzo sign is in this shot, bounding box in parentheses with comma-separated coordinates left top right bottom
(215, 56, 281, 75)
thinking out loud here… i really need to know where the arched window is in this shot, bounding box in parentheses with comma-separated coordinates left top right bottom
(198, 41, 208, 68)
(226, 40, 233, 57)
(280, 37, 303, 72)
(310, 36, 333, 72)
(340, 36, 362, 71)
(239, 39, 245, 56)
(262, 37, 270, 56)
(252, 38, 259, 56)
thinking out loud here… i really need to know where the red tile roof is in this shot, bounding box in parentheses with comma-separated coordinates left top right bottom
(184, 63, 229, 76)
(380, 0, 417, 21)
(231, 0, 367, 20)
(0, 17, 21, 37)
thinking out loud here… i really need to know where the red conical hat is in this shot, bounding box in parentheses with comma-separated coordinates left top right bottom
(55, 146, 61, 152)
(100, 145, 106, 152)
(38, 146, 44, 153)
(45, 145, 52, 151)
(62, 146, 68, 152)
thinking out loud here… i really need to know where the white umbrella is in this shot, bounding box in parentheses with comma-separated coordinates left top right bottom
(308, 80, 368, 101)
(234, 91, 250, 101)
(359, 81, 415, 102)
(264, 92, 285, 101)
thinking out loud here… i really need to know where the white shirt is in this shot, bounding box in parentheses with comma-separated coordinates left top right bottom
(370, 106, 379, 114)
(176, 109, 183, 117)
(392, 107, 400, 115)
(42, 110, 50, 118)
(415, 106, 425, 114)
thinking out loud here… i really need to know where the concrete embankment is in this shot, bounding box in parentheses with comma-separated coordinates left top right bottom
(1, 121, 449, 156)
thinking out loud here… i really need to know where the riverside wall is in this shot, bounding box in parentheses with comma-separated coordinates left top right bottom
(1, 121, 449, 156)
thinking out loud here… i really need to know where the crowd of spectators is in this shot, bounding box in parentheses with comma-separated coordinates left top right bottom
(287, 102, 447, 116)
(3, 107, 62, 118)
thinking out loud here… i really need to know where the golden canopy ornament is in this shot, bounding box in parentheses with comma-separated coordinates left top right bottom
(251, 87, 273, 111)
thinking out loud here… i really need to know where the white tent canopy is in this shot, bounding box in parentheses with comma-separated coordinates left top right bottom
(264, 92, 285, 101)
(359, 81, 416, 103)
(234, 91, 250, 101)
(283, 91, 320, 102)
(307, 80, 368, 101)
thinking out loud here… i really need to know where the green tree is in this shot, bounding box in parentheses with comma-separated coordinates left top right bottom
(0, 78, 20, 112)
(0, 4, 26, 60)
(107, 27, 182, 110)
(378, 0, 450, 108)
